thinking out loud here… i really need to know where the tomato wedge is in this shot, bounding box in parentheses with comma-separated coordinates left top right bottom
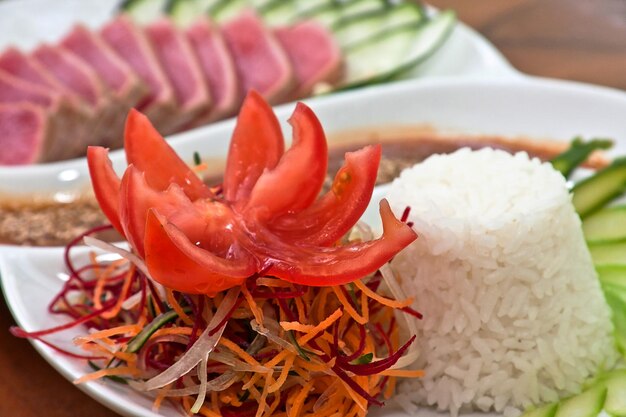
(119, 165, 195, 257)
(252, 200, 416, 286)
(223, 91, 284, 203)
(244, 102, 328, 220)
(87, 146, 123, 236)
(144, 209, 256, 296)
(124, 109, 212, 200)
(269, 145, 381, 246)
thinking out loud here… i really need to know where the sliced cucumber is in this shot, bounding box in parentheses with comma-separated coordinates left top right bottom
(330, 0, 389, 29)
(602, 289, 626, 354)
(550, 137, 612, 179)
(605, 372, 626, 415)
(168, 0, 221, 26)
(589, 241, 626, 265)
(333, 2, 426, 49)
(583, 206, 626, 244)
(260, 0, 298, 26)
(520, 403, 557, 417)
(596, 265, 626, 290)
(553, 385, 606, 417)
(119, 0, 169, 23)
(339, 10, 455, 90)
(572, 157, 626, 219)
(210, 0, 249, 22)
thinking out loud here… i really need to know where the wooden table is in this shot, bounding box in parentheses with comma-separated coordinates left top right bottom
(1, 1, 625, 416)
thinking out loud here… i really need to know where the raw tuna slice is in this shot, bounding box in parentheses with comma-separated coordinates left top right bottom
(145, 19, 211, 132)
(0, 48, 72, 95)
(61, 25, 147, 106)
(61, 24, 148, 147)
(186, 19, 240, 124)
(0, 71, 93, 161)
(221, 11, 294, 104)
(32, 44, 116, 148)
(0, 103, 52, 165)
(101, 16, 178, 135)
(275, 21, 343, 99)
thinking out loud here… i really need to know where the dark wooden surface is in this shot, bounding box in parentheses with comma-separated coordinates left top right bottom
(1, 1, 625, 416)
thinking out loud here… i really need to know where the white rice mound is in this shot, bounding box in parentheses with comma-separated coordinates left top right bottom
(387, 148, 618, 417)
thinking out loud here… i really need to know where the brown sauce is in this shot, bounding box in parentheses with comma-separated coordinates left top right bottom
(0, 129, 609, 247)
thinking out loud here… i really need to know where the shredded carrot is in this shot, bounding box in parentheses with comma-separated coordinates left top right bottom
(101, 266, 135, 319)
(289, 379, 315, 417)
(151, 326, 194, 338)
(331, 287, 367, 325)
(219, 337, 261, 367)
(353, 279, 413, 308)
(268, 353, 295, 393)
(299, 308, 343, 345)
(241, 283, 264, 325)
(198, 405, 221, 417)
(74, 324, 142, 344)
(166, 288, 194, 326)
(280, 321, 316, 333)
(73, 366, 141, 384)
(379, 369, 425, 378)
(153, 383, 172, 411)
(256, 277, 292, 288)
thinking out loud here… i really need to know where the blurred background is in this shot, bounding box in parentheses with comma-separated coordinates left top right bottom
(430, 0, 626, 90)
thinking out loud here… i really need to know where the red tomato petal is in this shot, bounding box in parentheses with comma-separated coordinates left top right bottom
(269, 145, 381, 246)
(124, 109, 212, 200)
(144, 209, 256, 296)
(223, 91, 284, 203)
(262, 200, 416, 286)
(244, 102, 328, 220)
(87, 146, 124, 236)
(119, 165, 194, 257)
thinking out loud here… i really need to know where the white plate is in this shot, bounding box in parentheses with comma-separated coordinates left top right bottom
(0, 0, 516, 195)
(3, 77, 626, 417)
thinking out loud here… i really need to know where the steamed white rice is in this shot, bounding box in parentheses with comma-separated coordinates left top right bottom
(386, 148, 618, 417)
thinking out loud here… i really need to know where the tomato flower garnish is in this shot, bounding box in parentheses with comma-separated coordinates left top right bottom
(87, 91, 417, 296)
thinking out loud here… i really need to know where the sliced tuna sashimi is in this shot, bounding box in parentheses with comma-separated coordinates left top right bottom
(32, 44, 118, 149)
(0, 47, 75, 97)
(221, 11, 294, 104)
(186, 19, 240, 124)
(61, 24, 149, 148)
(0, 103, 52, 165)
(275, 21, 343, 99)
(0, 70, 94, 161)
(61, 25, 147, 106)
(32, 44, 107, 108)
(145, 19, 211, 132)
(101, 16, 178, 135)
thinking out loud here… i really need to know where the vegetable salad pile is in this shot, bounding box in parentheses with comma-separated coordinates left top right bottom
(12, 91, 421, 417)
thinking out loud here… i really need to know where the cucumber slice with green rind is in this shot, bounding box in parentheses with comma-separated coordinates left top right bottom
(572, 157, 626, 219)
(589, 241, 626, 265)
(605, 373, 626, 415)
(333, 2, 426, 49)
(339, 10, 455, 90)
(329, 0, 389, 29)
(602, 289, 626, 354)
(520, 403, 558, 417)
(210, 0, 249, 22)
(596, 265, 626, 290)
(553, 385, 607, 417)
(168, 0, 223, 25)
(119, 0, 170, 23)
(583, 206, 626, 243)
(260, 0, 298, 26)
